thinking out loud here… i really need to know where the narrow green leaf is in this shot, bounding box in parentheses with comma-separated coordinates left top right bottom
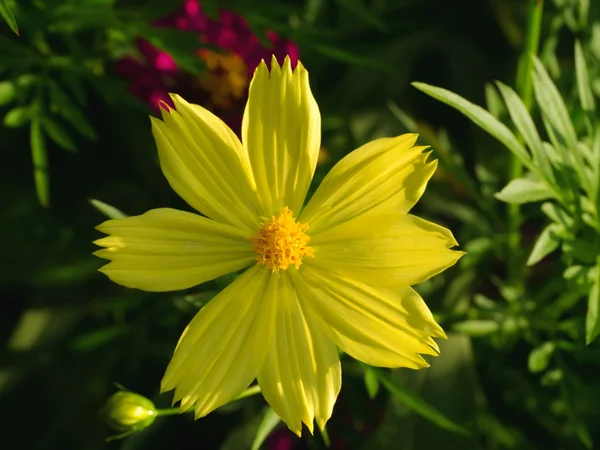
(0, 80, 15, 106)
(527, 342, 555, 373)
(251, 407, 281, 450)
(363, 365, 380, 399)
(42, 117, 76, 152)
(89, 199, 127, 219)
(70, 325, 127, 351)
(496, 81, 556, 186)
(412, 82, 532, 167)
(495, 177, 555, 204)
(48, 82, 97, 140)
(527, 223, 562, 266)
(587, 261, 600, 344)
(335, 0, 388, 32)
(532, 57, 580, 156)
(0, 0, 18, 35)
(379, 373, 470, 435)
(574, 40, 596, 111)
(484, 82, 505, 119)
(452, 320, 499, 337)
(3, 105, 30, 127)
(30, 119, 50, 207)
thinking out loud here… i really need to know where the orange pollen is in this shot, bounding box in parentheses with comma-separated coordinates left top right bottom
(251, 207, 314, 272)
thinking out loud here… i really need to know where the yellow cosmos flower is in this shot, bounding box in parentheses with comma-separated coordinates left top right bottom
(94, 56, 464, 436)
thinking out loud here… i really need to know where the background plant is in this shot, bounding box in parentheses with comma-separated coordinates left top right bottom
(2, 0, 600, 449)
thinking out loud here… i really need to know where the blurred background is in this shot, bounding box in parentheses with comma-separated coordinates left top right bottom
(2, 0, 600, 449)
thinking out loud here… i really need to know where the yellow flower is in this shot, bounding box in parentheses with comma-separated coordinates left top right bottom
(94, 56, 463, 436)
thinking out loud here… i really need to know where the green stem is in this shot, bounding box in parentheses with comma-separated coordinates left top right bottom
(507, 0, 544, 284)
(155, 384, 262, 417)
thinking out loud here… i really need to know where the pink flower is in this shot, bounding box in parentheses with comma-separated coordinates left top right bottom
(116, 0, 299, 119)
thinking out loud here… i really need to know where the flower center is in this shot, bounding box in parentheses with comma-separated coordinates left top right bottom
(197, 49, 248, 108)
(251, 207, 314, 272)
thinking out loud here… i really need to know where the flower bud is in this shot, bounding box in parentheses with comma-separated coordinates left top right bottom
(101, 391, 157, 433)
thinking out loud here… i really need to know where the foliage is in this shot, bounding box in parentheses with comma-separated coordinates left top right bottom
(3, 0, 600, 449)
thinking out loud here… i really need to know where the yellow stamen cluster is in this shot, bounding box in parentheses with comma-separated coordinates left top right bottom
(197, 49, 248, 108)
(251, 207, 314, 272)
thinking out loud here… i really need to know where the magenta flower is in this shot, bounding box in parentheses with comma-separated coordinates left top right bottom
(116, 0, 299, 120)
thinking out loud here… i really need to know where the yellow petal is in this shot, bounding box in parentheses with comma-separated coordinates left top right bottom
(94, 208, 254, 291)
(300, 134, 435, 234)
(308, 212, 464, 287)
(291, 266, 444, 369)
(161, 265, 278, 417)
(257, 272, 341, 436)
(151, 94, 261, 231)
(242, 56, 320, 216)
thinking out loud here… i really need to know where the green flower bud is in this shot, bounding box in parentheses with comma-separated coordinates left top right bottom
(101, 391, 157, 433)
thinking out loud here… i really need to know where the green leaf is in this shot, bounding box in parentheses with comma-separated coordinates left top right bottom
(335, 0, 388, 32)
(0, 80, 15, 106)
(42, 117, 76, 152)
(452, 320, 499, 337)
(527, 223, 562, 266)
(378, 372, 470, 435)
(586, 261, 600, 344)
(70, 325, 127, 351)
(3, 105, 30, 127)
(495, 177, 555, 204)
(0, 0, 18, 35)
(363, 365, 380, 399)
(574, 40, 595, 112)
(527, 342, 555, 373)
(30, 119, 50, 207)
(532, 57, 580, 161)
(412, 82, 532, 167)
(484, 82, 505, 119)
(495, 81, 556, 186)
(89, 199, 127, 219)
(48, 82, 97, 140)
(251, 407, 281, 450)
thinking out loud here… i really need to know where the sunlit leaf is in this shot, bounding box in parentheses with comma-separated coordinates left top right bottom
(495, 82, 556, 187)
(412, 82, 532, 167)
(363, 365, 380, 399)
(0, 80, 15, 106)
(453, 320, 499, 337)
(0, 0, 18, 35)
(251, 407, 281, 450)
(528, 342, 555, 373)
(574, 40, 595, 112)
(3, 105, 30, 127)
(89, 199, 127, 219)
(527, 223, 562, 266)
(30, 119, 50, 208)
(586, 262, 600, 345)
(495, 177, 555, 204)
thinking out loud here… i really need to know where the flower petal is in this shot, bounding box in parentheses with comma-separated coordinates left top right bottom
(300, 134, 435, 234)
(291, 266, 444, 369)
(242, 56, 320, 215)
(94, 208, 254, 291)
(308, 212, 464, 287)
(161, 265, 278, 417)
(151, 94, 261, 231)
(257, 272, 341, 436)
